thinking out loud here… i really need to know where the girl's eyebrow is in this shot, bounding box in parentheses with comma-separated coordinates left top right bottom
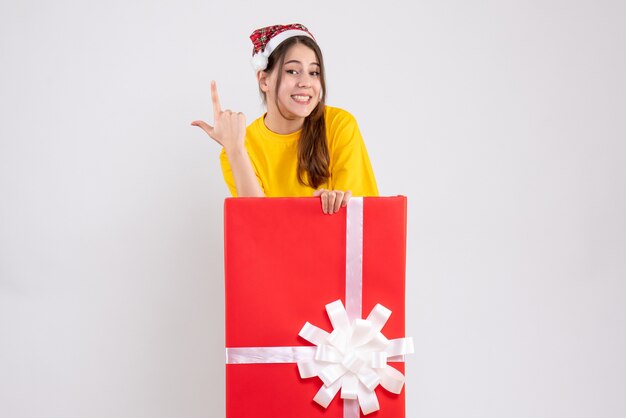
(284, 59, 320, 66)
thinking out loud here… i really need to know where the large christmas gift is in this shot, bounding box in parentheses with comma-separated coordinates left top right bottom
(224, 196, 413, 418)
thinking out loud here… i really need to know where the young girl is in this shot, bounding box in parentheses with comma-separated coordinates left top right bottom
(192, 23, 378, 214)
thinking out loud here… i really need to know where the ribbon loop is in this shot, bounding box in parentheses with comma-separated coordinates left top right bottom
(378, 365, 406, 394)
(370, 351, 388, 369)
(357, 383, 381, 415)
(313, 379, 341, 408)
(386, 337, 415, 357)
(366, 303, 392, 333)
(326, 300, 351, 333)
(298, 322, 330, 346)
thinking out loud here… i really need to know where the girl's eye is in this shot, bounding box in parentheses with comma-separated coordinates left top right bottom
(310, 71, 320, 77)
(286, 69, 298, 75)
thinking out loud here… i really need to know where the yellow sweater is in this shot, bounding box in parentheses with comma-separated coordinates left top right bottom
(220, 106, 378, 197)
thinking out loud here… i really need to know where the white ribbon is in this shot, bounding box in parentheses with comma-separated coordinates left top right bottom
(345, 196, 364, 321)
(225, 197, 414, 416)
(226, 346, 317, 364)
(297, 300, 414, 415)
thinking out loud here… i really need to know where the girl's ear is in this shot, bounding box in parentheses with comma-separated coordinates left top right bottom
(257, 70, 270, 93)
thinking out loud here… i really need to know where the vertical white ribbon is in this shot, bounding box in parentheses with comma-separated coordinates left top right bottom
(344, 197, 364, 418)
(345, 197, 364, 322)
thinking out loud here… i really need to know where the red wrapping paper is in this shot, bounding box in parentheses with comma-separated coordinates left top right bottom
(224, 196, 407, 417)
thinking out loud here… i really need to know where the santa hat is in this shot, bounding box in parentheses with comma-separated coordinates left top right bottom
(250, 23, 316, 72)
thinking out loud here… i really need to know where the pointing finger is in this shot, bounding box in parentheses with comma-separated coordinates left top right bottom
(211, 80, 222, 121)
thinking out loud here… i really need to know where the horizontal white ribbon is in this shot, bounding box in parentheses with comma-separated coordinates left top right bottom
(225, 347, 406, 364)
(226, 346, 316, 364)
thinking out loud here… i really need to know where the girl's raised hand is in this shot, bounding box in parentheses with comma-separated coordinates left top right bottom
(191, 81, 246, 152)
(313, 189, 352, 214)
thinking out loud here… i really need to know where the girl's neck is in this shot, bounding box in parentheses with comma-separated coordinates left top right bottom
(263, 112, 304, 135)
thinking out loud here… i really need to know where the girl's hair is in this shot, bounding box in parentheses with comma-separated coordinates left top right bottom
(260, 36, 329, 189)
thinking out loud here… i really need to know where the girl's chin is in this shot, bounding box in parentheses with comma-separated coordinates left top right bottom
(292, 103, 319, 115)
(280, 106, 315, 119)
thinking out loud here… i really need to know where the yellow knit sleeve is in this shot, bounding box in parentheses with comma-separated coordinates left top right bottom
(327, 109, 379, 196)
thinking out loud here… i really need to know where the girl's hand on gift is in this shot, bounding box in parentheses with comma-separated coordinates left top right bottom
(313, 189, 351, 214)
(191, 80, 246, 153)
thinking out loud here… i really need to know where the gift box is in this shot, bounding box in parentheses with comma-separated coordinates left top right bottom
(224, 196, 411, 417)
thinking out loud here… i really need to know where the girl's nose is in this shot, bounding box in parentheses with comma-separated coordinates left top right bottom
(298, 75, 312, 88)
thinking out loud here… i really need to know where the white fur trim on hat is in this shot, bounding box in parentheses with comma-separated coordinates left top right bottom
(251, 29, 314, 72)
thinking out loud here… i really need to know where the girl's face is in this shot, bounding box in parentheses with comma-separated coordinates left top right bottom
(262, 43, 322, 123)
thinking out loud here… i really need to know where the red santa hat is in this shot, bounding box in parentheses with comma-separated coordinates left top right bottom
(249, 23, 316, 72)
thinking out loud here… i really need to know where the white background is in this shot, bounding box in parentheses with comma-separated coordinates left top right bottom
(1, 0, 625, 417)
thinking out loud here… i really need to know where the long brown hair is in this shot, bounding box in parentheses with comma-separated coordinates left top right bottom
(260, 36, 329, 189)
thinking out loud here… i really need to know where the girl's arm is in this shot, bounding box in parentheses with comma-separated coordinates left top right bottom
(222, 145, 264, 197)
(192, 81, 264, 197)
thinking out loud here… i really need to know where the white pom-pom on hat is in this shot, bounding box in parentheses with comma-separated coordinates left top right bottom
(251, 51, 269, 72)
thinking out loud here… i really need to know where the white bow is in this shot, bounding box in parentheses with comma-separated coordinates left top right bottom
(297, 300, 414, 415)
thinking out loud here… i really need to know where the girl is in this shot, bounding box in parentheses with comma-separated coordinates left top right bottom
(192, 23, 378, 214)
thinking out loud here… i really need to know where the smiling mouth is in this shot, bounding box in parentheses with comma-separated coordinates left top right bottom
(291, 95, 312, 104)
